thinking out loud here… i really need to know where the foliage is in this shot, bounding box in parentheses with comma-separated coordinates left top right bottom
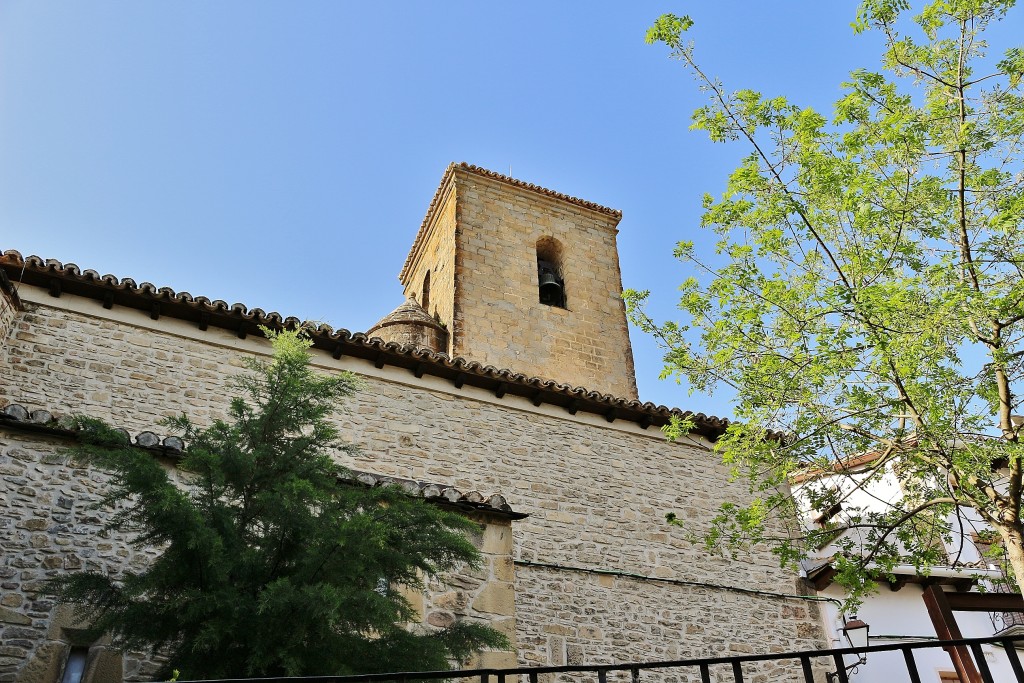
(632, 1, 1024, 607)
(50, 329, 507, 678)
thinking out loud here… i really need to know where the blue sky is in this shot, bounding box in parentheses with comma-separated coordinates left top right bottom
(3, 2, 1015, 418)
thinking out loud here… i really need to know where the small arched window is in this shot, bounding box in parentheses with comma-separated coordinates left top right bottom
(421, 270, 431, 313)
(536, 237, 566, 308)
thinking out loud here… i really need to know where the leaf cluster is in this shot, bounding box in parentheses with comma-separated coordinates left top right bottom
(636, 0, 1024, 603)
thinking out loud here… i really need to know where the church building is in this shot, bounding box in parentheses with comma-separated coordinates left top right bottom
(0, 163, 828, 682)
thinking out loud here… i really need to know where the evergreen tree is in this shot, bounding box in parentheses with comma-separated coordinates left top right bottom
(51, 329, 507, 679)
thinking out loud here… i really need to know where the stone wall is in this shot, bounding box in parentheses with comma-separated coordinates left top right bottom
(0, 290, 828, 680)
(400, 179, 458, 353)
(419, 517, 517, 670)
(451, 169, 638, 399)
(0, 426, 517, 682)
(368, 319, 448, 354)
(515, 565, 822, 673)
(0, 283, 18, 356)
(0, 430, 164, 683)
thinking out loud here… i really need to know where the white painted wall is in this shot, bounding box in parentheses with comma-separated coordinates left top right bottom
(817, 584, 1018, 682)
(794, 467, 1020, 681)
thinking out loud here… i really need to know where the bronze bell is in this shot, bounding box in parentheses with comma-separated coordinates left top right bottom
(539, 271, 561, 289)
(538, 270, 564, 307)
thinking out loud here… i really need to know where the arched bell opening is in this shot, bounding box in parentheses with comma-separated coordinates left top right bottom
(536, 236, 566, 309)
(421, 270, 431, 313)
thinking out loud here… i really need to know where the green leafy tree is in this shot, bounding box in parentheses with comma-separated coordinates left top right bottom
(51, 329, 507, 679)
(630, 1, 1024, 605)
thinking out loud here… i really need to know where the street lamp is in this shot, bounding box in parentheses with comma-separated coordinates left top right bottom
(826, 616, 871, 682)
(842, 617, 870, 653)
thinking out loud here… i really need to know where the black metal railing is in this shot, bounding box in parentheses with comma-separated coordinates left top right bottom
(171, 635, 1024, 683)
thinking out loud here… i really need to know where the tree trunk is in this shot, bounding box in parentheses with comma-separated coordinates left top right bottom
(999, 523, 1024, 596)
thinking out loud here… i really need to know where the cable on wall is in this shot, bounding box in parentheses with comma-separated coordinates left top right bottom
(515, 558, 844, 608)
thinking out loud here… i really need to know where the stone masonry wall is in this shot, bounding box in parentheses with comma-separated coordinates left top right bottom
(451, 170, 638, 399)
(368, 321, 448, 355)
(0, 294, 828, 679)
(418, 516, 516, 670)
(0, 430, 166, 683)
(0, 286, 18, 357)
(0, 427, 517, 681)
(400, 181, 458, 353)
(336, 371, 826, 676)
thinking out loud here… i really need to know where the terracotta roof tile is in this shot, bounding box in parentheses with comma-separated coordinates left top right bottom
(0, 249, 731, 440)
(788, 442, 919, 484)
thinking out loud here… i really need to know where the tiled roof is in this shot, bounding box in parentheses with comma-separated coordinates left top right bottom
(348, 469, 525, 519)
(801, 556, 991, 592)
(788, 441, 921, 484)
(0, 249, 731, 440)
(398, 162, 622, 281)
(0, 402, 186, 454)
(0, 403, 525, 519)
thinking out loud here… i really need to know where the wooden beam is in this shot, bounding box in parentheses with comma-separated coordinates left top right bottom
(888, 577, 907, 592)
(952, 578, 974, 593)
(810, 566, 837, 591)
(944, 591, 1024, 613)
(922, 585, 982, 683)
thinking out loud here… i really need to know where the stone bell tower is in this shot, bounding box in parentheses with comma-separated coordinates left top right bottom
(387, 162, 638, 400)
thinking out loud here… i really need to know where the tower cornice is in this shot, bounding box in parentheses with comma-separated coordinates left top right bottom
(399, 162, 621, 282)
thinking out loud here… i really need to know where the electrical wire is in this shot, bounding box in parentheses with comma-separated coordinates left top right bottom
(514, 558, 844, 607)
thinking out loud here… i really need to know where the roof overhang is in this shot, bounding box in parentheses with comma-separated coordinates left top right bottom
(1, 250, 730, 439)
(804, 558, 1004, 592)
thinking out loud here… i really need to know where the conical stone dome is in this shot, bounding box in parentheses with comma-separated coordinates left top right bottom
(367, 294, 448, 353)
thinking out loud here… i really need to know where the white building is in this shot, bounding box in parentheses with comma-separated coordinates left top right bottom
(793, 454, 1023, 682)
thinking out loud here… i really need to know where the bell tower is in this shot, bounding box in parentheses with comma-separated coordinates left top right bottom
(397, 163, 638, 400)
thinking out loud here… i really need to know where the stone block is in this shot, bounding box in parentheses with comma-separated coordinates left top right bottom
(14, 641, 65, 683)
(491, 616, 516, 640)
(433, 591, 468, 611)
(85, 647, 122, 683)
(481, 522, 512, 555)
(425, 611, 454, 628)
(0, 609, 30, 626)
(543, 624, 574, 636)
(45, 605, 88, 640)
(398, 585, 425, 621)
(471, 581, 514, 617)
(492, 556, 514, 582)
(474, 651, 517, 670)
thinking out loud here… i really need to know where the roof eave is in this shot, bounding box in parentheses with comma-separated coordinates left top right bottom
(0, 250, 730, 439)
